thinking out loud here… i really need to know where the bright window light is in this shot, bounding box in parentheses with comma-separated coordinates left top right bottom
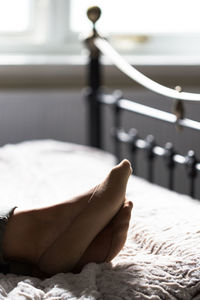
(0, 0, 31, 33)
(0, 0, 199, 56)
(70, 0, 200, 34)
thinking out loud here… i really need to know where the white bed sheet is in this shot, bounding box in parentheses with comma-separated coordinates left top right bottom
(0, 140, 200, 300)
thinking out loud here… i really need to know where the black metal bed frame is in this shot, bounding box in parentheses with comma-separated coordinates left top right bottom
(84, 6, 200, 199)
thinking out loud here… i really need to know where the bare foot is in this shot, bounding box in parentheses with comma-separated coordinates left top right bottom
(72, 200, 133, 273)
(37, 159, 132, 274)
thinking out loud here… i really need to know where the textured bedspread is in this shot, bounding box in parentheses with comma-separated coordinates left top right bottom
(0, 140, 200, 300)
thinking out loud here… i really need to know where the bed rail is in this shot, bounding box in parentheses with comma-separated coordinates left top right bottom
(84, 6, 200, 198)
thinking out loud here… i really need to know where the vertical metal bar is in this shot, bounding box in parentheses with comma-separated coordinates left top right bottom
(185, 150, 197, 198)
(88, 54, 101, 92)
(164, 142, 175, 190)
(113, 100, 121, 163)
(85, 40, 102, 149)
(148, 160, 154, 183)
(110, 90, 123, 163)
(129, 128, 138, 175)
(189, 178, 195, 198)
(168, 168, 174, 190)
(84, 6, 102, 149)
(145, 135, 155, 183)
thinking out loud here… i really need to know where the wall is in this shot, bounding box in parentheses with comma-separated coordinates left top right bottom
(0, 89, 86, 146)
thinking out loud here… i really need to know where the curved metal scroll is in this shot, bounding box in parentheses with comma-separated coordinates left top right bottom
(95, 37, 200, 102)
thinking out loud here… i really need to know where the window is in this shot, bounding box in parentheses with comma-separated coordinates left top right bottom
(0, 0, 36, 50)
(71, 0, 200, 34)
(0, 0, 77, 54)
(0, 0, 32, 33)
(0, 0, 200, 60)
(70, 0, 200, 57)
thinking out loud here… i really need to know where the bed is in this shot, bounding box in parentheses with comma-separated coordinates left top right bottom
(0, 140, 200, 299)
(1, 6, 200, 300)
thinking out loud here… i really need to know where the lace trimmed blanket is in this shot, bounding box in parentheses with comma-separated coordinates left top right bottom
(0, 140, 200, 300)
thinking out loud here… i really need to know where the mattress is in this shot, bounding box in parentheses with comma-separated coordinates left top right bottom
(0, 140, 200, 300)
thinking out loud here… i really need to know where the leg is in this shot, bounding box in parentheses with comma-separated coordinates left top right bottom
(32, 199, 133, 278)
(3, 187, 106, 265)
(2, 160, 132, 276)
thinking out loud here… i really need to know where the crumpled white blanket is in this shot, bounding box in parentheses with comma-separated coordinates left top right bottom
(0, 140, 200, 300)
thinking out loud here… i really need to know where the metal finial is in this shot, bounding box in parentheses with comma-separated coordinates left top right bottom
(174, 100, 184, 120)
(175, 85, 182, 93)
(173, 85, 184, 130)
(87, 6, 101, 26)
(84, 6, 102, 58)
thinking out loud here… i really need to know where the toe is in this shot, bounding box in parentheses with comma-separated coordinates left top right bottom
(124, 200, 133, 209)
(110, 159, 132, 179)
(121, 159, 133, 174)
(112, 201, 133, 230)
(105, 199, 132, 262)
(118, 159, 132, 171)
(121, 205, 132, 224)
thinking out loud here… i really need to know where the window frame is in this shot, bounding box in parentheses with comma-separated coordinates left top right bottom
(0, 0, 81, 55)
(0, 0, 199, 63)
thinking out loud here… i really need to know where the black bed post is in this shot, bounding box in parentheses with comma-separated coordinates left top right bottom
(84, 6, 102, 149)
